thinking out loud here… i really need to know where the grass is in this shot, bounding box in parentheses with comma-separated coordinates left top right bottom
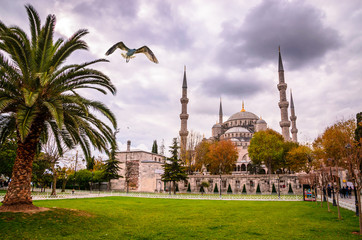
(0, 197, 360, 239)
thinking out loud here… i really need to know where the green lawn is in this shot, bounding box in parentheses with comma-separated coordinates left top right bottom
(0, 197, 360, 239)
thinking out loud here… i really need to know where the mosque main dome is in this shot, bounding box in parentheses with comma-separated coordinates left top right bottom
(227, 111, 259, 121)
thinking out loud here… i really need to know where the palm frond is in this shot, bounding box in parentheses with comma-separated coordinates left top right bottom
(16, 105, 39, 142)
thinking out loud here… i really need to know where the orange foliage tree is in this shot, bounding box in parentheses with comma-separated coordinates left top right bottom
(206, 140, 238, 175)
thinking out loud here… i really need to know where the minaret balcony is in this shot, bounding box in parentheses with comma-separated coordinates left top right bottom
(180, 98, 189, 104)
(279, 121, 291, 128)
(277, 83, 287, 91)
(278, 101, 289, 109)
(180, 113, 189, 119)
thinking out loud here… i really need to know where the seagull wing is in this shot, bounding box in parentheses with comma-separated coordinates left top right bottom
(105, 42, 130, 55)
(135, 46, 159, 64)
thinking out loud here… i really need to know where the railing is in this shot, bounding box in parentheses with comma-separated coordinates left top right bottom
(0, 190, 303, 201)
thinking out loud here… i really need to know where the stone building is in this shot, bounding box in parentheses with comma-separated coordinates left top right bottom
(111, 141, 166, 192)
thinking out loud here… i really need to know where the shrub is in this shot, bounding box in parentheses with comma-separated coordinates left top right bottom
(187, 183, 191, 192)
(176, 184, 179, 192)
(213, 183, 219, 193)
(200, 185, 205, 193)
(288, 183, 293, 194)
(227, 184, 232, 194)
(256, 183, 261, 194)
(242, 184, 247, 194)
(272, 183, 277, 194)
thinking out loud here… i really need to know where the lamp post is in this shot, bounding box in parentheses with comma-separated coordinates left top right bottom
(328, 158, 337, 206)
(345, 143, 359, 216)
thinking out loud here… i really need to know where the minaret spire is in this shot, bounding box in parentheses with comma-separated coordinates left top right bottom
(179, 66, 189, 162)
(241, 100, 245, 112)
(219, 97, 223, 124)
(290, 89, 298, 142)
(277, 47, 291, 140)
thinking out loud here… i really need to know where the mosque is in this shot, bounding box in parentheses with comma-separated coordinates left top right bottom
(112, 48, 302, 194)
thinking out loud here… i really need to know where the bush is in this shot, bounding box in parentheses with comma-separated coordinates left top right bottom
(272, 183, 277, 194)
(242, 184, 247, 194)
(187, 183, 191, 192)
(200, 185, 205, 193)
(288, 183, 293, 194)
(213, 183, 219, 193)
(176, 184, 179, 192)
(256, 183, 261, 194)
(227, 184, 232, 194)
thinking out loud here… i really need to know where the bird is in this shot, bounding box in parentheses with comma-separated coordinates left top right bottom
(105, 42, 159, 64)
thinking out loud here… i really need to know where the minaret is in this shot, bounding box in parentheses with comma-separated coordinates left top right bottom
(179, 66, 189, 162)
(219, 97, 223, 124)
(290, 90, 298, 142)
(277, 47, 291, 140)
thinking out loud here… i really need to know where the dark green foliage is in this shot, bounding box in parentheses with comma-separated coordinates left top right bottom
(32, 154, 52, 189)
(256, 183, 261, 194)
(200, 185, 204, 193)
(356, 112, 362, 141)
(213, 183, 219, 193)
(0, 133, 17, 180)
(227, 184, 232, 194)
(242, 184, 247, 194)
(272, 183, 277, 194)
(288, 183, 293, 194)
(86, 156, 95, 170)
(187, 183, 191, 192)
(175, 184, 179, 192)
(104, 130, 121, 187)
(161, 138, 188, 194)
(152, 140, 158, 154)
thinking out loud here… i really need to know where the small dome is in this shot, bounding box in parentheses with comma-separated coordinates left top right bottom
(230, 138, 240, 142)
(225, 127, 251, 134)
(256, 118, 266, 124)
(212, 123, 222, 128)
(227, 111, 259, 121)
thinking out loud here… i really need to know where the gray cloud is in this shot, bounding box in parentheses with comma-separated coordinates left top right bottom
(199, 74, 266, 98)
(216, 0, 342, 70)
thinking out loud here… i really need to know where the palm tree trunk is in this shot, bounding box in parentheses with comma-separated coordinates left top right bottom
(0, 117, 44, 211)
(1, 137, 39, 210)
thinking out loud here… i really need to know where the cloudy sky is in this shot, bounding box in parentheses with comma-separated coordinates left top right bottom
(1, 0, 361, 157)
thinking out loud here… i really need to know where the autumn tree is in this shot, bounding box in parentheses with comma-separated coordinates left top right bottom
(286, 145, 313, 173)
(161, 138, 188, 194)
(248, 129, 284, 174)
(313, 118, 356, 221)
(193, 140, 212, 172)
(185, 130, 202, 172)
(206, 140, 238, 175)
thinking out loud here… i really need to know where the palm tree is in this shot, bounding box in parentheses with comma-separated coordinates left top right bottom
(0, 5, 117, 211)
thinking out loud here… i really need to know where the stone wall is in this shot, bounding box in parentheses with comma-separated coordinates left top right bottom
(178, 174, 302, 195)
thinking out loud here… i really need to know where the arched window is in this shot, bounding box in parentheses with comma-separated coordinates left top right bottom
(237, 165, 241, 171)
(241, 164, 246, 171)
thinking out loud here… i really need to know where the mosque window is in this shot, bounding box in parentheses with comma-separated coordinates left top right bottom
(236, 180, 240, 189)
(250, 180, 254, 187)
(222, 180, 227, 188)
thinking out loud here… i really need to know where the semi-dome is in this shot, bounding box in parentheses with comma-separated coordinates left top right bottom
(227, 111, 259, 121)
(225, 127, 251, 134)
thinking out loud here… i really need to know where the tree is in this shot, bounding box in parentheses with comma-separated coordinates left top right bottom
(272, 183, 277, 194)
(185, 130, 202, 172)
(313, 119, 356, 220)
(193, 140, 211, 172)
(213, 183, 219, 193)
(256, 183, 261, 194)
(152, 140, 158, 154)
(104, 130, 121, 191)
(227, 184, 232, 194)
(288, 183, 293, 194)
(85, 156, 95, 171)
(206, 140, 238, 175)
(286, 145, 313, 173)
(57, 167, 73, 192)
(0, 132, 17, 182)
(187, 182, 191, 192)
(249, 129, 284, 175)
(161, 138, 188, 194)
(242, 184, 247, 194)
(32, 153, 51, 192)
(0, 5, 117, 211)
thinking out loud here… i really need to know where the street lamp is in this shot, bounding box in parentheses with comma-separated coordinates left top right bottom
(328, 158, 337, 206)
(219, 163, 222, 198)
(345, 143, 359, 216)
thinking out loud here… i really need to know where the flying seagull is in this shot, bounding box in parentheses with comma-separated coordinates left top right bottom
(105, 42, 159, 64)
